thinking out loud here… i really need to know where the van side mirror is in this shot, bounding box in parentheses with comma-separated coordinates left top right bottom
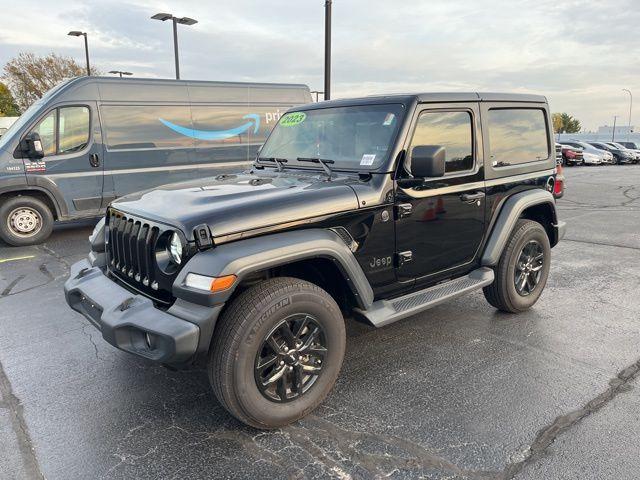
(20, 132, 45, 159)
(409, 145, 446, 178)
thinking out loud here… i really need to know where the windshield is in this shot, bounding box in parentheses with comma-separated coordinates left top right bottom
(0, 79, 71, 151)
(258, 104, 405, 170)
(0, 102, 44, 151)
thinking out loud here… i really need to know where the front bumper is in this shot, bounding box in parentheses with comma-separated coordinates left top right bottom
(64, 259, 222, 365)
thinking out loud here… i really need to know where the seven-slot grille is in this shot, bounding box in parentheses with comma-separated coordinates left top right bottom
(106, 209, 173, 304)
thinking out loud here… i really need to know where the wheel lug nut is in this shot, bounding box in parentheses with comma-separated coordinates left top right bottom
(283, 346, 288, 352)
(288, 366, 293, 371)
(280, 360, 284, 366)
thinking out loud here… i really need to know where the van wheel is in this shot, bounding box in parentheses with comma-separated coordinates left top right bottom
(483, 219, 551, 313)
(0, 196, 54, 246)
(209, 277, 346, 429)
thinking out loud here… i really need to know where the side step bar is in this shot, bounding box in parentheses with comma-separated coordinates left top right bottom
(355, 267, 494, 328)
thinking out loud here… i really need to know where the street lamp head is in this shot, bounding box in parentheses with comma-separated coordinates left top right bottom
(68, 31, 85, 37)
(151, 13, 173, 21)
(176, 17, 198, 26)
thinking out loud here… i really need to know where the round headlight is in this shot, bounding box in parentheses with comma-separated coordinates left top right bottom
(168, 232, 183, 265)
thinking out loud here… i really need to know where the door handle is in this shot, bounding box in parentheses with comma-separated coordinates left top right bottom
(89, 153, 100, 168)
(460, 191, 485, 203)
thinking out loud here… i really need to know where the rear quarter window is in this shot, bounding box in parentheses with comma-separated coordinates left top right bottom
(487, 108, 550, 167)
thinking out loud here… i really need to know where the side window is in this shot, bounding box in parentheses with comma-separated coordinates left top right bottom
(59, 106, 90, 153)
(31, 110, 57, 156)
(488, 109, 549, 166)
(410, 111, 473, 174)
(101, 105, 193, 150)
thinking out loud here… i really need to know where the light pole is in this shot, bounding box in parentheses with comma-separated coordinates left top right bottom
(109, 70, 133, 78)
(324, 0, 332, 100)
(622, 89, 632, 141)
(68, 31, 91, 76)
(151, 13, 197, 80)
(612, 115, 618, 142)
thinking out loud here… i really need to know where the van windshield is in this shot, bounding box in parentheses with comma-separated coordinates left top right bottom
(258, 104, 405, 171)
(0, 102, 43, 151)
(0, 79, 70, 151)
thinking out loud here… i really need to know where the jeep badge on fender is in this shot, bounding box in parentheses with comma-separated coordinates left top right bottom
(65, 92, 565, 429)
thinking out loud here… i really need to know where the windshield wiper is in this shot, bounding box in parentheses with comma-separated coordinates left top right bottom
(257, 157, 288, 172)
(297, 157, 335, 180)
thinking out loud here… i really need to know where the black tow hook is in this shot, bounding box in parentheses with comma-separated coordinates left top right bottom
(119, 297, 135, 311)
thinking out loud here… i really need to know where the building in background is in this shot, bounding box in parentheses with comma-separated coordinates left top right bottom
(0, 117, 19, 137)
(558, 124, 638, 143)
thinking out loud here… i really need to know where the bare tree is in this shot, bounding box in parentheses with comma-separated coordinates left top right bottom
(3, 52, 99, 111)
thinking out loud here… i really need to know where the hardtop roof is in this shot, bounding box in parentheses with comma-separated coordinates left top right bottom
(294, 92, 547, 111)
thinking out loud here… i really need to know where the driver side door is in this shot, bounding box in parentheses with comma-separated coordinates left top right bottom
(394, 103, 486, 286)
(23, 103, 104, 217)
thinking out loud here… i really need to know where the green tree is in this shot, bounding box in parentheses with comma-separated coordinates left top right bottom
(0, 82, 20, 117)
(552, 112, 581, 134)
(2, 52, 99, 111)
(0, 82, 20, 116)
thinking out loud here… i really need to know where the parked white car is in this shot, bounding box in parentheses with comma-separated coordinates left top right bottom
(581, 151, 602, 165)
(563, 140, 613, 164)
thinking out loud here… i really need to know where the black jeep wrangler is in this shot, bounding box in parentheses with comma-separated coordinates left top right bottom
(65, 93, 565, 429)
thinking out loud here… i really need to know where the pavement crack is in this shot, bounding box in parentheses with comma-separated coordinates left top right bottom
(82, 324, 106, 362)
(562, 238, 640, 251)
(502, 357, 640, 479)
(0, 359, 43, 479)
(37, 244, 71, 272)
(290, 415, 500, 479)
(1, 275, 25, 297)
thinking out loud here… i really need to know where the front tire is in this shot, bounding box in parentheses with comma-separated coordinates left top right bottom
(0, 195, 54, 246)
(483, 219, 551, 313)
(209, 277, 346, 429)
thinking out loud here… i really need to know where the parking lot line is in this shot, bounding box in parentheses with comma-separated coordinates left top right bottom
(0, 255, 35, 264)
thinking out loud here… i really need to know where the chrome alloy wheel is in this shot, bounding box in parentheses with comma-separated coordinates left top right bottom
(254, 313, 328, 403)
(7, 207, 42, 237)
(514, 240, 544, 296)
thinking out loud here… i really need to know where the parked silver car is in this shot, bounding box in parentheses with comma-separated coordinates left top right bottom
(564, 140, 613, 164)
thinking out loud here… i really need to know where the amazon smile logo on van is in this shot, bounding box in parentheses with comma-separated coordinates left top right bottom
(158, 113, 261, 141)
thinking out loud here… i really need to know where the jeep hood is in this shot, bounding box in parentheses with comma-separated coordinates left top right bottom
(111, 170, 361, 241)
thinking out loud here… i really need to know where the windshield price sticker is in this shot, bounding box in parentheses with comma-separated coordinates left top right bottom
(383, 113, 395, 126)
(360, 154, 376, 166)
(280, 112, 306, 127)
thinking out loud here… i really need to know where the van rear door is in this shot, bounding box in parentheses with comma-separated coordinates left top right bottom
(23, 102, 104, 217)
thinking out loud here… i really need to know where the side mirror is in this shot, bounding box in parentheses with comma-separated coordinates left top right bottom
(409, 145, 446, 178)
(20, 132, 45, 160)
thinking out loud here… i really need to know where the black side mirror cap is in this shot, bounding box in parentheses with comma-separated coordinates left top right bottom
(409, 145, 446, 178)
(20, 132, 45, 160)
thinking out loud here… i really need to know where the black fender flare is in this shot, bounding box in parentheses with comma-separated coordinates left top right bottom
(0, 176, 68, 219)
(173, 228, 375, 309)
(481, 189, 564, 266)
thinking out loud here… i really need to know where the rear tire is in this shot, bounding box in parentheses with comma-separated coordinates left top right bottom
(209, 277, 346, 429)
(0, 195, 54, 246)
(483, 219, 551, 313)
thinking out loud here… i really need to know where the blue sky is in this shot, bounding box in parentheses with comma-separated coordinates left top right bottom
(1, 0, 638, 130)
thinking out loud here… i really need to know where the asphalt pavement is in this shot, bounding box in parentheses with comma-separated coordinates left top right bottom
(0, 165, 639, 479)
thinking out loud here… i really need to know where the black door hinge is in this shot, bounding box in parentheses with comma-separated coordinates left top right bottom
(194, 223, 213, 249)
(395, 203, 412, 219)
(396, 251, 413, 267)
